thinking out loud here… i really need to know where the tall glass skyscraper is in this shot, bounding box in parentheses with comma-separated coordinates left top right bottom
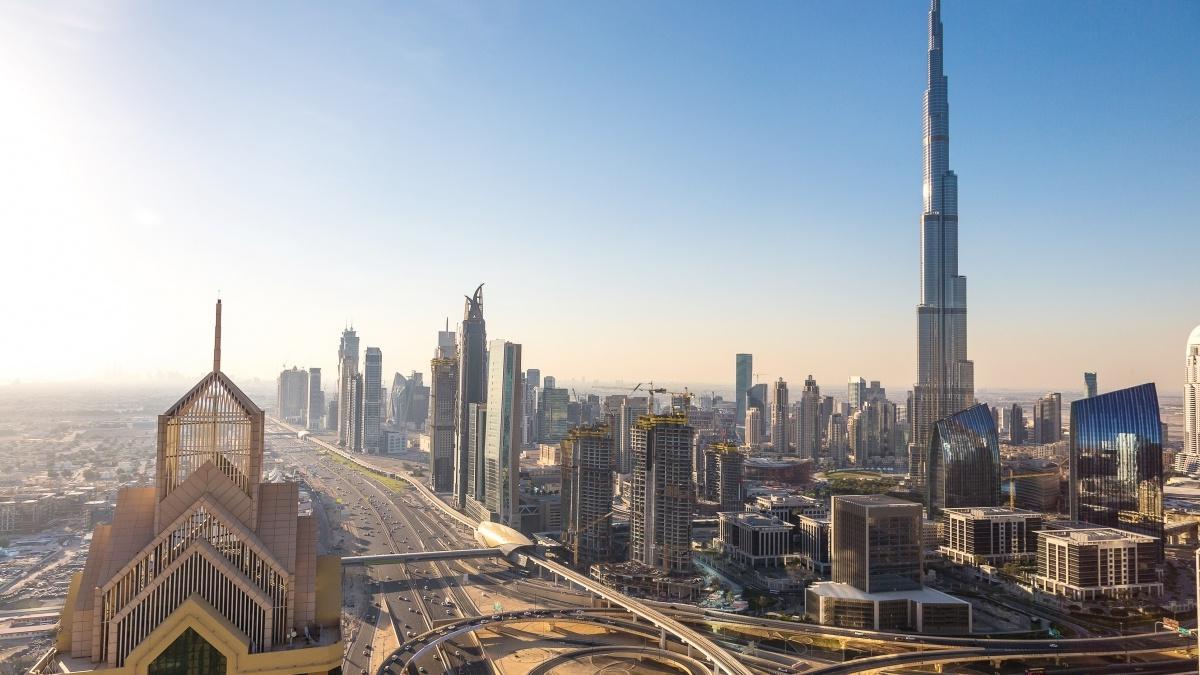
(735, 353, 752, 438)
(336, 327, 359, 448)
(927, 403, 1000, 516)
(482, 339, 522, 526)
(429, 354, 459, 493)
(911, 0, 974, 493)
(362, 347, 383, 453)
(1186, 325, 1200, 455)
(454, 284, 487, 508)
(1069, 383, 1164, 562)
(771, 378, 789, 452)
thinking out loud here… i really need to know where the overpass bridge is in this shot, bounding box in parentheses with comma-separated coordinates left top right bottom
(275, 418, 754, 675)
(282, 418, 1195, 674)
(341, 549, 502, 565)
(808, 639, 1196, 674)
(526, 645, 712, 675)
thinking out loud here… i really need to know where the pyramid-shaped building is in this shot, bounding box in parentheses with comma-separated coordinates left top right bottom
(51, 301, 342, 674)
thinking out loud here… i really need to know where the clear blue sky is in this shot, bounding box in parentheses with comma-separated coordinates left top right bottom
(0, 1, 1196, 396)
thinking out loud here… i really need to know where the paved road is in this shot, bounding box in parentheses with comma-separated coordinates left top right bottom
(662, 604, 1196, 654)
(526, 645, 711, 675)
(272, 426, 616, 675)
(277, 427, 1200, 675)
(270, 432, 470, 674)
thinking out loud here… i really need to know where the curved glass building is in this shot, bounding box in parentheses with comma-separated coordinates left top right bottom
(1069, 382, 1164, 561)
(927, 403, 1000, 516)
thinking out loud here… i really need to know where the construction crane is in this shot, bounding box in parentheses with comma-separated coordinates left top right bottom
(629, 382, 667, 412)
(671, 388, 694, 417)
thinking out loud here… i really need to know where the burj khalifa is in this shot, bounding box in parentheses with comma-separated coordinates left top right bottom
(910, 0, 974, 492)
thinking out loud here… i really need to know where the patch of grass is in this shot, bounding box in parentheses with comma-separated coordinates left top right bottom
(328, 453, 410, 493)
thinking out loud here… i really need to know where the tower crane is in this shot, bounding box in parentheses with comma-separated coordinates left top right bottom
(629, 382, 668, 412)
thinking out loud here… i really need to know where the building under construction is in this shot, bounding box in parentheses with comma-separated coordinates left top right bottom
(629, 414, 695, 575)
(560, 425, 614, 570)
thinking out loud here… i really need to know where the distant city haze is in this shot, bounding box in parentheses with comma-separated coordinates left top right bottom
(0, 1, 1195, 392)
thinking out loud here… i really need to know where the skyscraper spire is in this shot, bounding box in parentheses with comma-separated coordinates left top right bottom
(912, 0, 974, 495)
(213, 298, 222, 372)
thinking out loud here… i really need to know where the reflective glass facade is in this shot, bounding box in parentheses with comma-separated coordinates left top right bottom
(736, 353, 753, 436)
(148, 628, 227, 675)
(832, 495, 923, 593)
(454, 285, 487, 508)
(927, 403, 1000, 515)
(1069, 383, 1163, 561)
(483, 339, 522, 526)
(912, 0, 974, 494)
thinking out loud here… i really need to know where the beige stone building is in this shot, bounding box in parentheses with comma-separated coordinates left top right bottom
(45, 301, 342, 674)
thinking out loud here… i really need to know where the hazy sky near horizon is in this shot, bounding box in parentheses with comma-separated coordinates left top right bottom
(0, 1, 1196, 397)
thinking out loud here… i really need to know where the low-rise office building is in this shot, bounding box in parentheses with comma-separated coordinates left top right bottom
(793, 513, 831, 575)
(754, 493, 827, 521)
(940, 507, 1042, 566)
(1031, 527, 1162, 601)
(715, 511, 793, 569)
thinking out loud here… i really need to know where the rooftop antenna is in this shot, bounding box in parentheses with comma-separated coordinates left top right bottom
(213, 297, 222, 372)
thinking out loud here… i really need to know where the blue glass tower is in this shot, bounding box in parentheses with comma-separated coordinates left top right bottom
(927, 403, 1000, 516)
(735, 353, 752, 439)
(1069, 383, 1164, 561)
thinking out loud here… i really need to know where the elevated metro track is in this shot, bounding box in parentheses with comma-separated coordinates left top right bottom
(341, 549, 501, 565)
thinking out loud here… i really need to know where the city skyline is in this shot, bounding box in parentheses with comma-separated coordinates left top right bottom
(6, 3, 1198, 672)
(1, 1, 1196, 392)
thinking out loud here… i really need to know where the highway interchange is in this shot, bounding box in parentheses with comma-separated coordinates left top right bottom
(267, 422, 1199, 675)
(269, 428, 654, 675)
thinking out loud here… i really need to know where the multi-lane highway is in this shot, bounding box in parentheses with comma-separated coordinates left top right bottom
(269, 432, 484, 674)
(268, 425, 622, 675)
(271, 421, 1197, 675)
